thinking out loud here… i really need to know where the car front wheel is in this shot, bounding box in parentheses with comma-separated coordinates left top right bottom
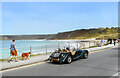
(67, 56, 72, 64)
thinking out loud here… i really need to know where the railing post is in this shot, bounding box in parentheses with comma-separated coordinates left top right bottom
(30, 46, 32, 57)
(46, 45, 47, 54)
(89, 41, 90, 48)
(82, 42, 84, 49)
(81, 42, 83, 49)
(30, 46, 32, 52)
(84, 42, 85, 48)
(79, 42, 80, 49)
(94, 41, 95, 46)
(19, 52, 21, 59)
(76, 42, 78, 49)
(58, 44, 60, 49)
(76, 42, 77, 49)
(67, 42, 70, 48)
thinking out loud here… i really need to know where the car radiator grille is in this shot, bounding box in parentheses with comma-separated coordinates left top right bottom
(53, 53, 60, 57)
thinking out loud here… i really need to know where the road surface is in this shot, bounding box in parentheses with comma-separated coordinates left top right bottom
(2, 46, 119, 76)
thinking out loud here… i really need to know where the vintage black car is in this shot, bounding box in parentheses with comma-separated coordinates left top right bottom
(48, 47, 89, 64)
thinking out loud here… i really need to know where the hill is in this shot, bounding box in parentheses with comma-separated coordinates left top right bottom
(1, 27, 119, 40)
(1, 35, 52, 40)
(47, 27, 119, 40)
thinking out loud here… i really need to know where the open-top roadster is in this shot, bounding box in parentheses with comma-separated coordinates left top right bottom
(48, 47, 89, 64)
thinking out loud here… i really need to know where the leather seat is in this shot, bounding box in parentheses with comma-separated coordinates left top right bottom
(71, 51, 76, 55)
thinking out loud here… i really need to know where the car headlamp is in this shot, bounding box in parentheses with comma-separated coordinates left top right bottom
(61, 54, 65, 59)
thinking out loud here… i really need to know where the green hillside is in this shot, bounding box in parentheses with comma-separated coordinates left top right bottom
(48, 27, 119, 40)
(1, 27, 119, 40)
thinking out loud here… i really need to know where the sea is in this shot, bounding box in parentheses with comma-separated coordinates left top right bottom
(0, 40, 81, 59)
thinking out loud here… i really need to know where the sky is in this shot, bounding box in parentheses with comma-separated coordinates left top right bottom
(2, 2, 118, 35)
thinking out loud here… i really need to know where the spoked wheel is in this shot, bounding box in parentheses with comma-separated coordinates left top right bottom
(67, 56, 72, 64)
(83, 52, 88, 59)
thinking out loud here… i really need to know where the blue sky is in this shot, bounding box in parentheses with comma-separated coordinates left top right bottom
(2, 2, 118, 35)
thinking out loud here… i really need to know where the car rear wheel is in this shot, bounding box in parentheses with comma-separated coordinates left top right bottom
(67, 56, 72, 64)
(83, 52, 88, 59)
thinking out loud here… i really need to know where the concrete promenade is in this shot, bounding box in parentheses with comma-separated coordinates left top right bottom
(1, 43, 118, 70)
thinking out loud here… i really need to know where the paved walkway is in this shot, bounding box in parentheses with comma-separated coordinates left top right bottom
(1, 54, 50, 70)
(87, 44, 118, 52)
(1, 43, 118, 70)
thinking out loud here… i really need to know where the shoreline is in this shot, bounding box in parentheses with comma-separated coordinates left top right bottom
(1, 38, 98, 41)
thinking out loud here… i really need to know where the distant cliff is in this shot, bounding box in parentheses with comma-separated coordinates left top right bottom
(1, 35, 53, 40)
(1, 27, 119, 40)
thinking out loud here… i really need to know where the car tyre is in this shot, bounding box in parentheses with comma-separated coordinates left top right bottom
(66, 56, 72, 64)
(83, 52, 88, 59)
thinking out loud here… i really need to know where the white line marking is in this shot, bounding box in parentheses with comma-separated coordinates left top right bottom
(113, 73, 118, 76)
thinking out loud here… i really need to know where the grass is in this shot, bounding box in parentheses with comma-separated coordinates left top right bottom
(0, 56, 23, 62)
(31, 52, 52, 56)
(0, 59, 8, 61)
(81, 43, 110, 49)
(54, 27, 120, 40)
(82, 45, 101, 49)
(0, 52, 52, 62)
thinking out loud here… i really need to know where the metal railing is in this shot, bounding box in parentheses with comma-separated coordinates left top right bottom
(0, 40, 109, 59)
